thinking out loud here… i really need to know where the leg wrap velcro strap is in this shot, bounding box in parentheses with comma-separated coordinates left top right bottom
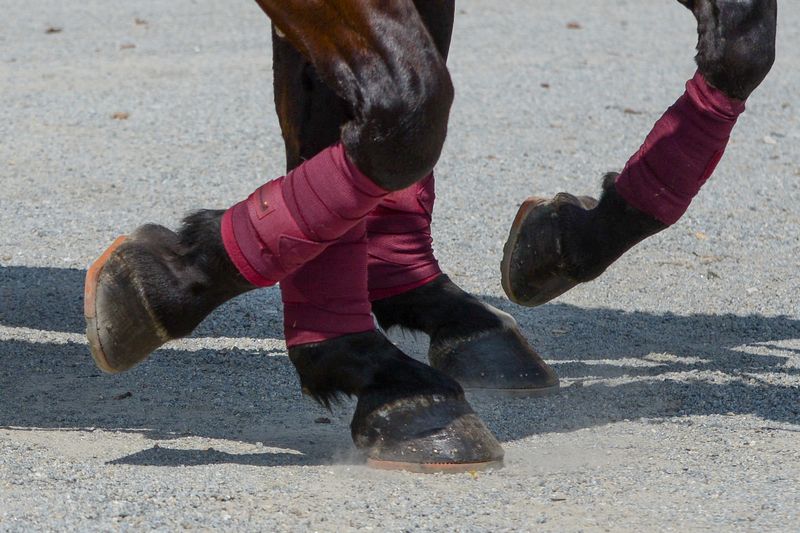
(614, 71, 746, 225)
(221, 143, 388, 287)
(281, 223, 375, 347)
(367, 174, 442, 301)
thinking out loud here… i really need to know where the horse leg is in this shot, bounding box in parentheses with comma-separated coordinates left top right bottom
(271, 2, 558, 396)
(501, 0, 777, 307)
(85, 0, 502, 471)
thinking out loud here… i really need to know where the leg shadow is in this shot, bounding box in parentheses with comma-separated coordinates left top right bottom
(0, 337, 355, 467)
(0, 265, 285, 339)
(2, 265, 798, 464)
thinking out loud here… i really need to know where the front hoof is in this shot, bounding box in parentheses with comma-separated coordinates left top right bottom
(85, 233, 173, 373)
(430, 311, 560, 397)
(352, 394, 504, 473)
(501, 193, 595, 307)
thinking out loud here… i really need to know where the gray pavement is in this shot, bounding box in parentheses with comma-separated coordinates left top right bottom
(1, 0, 799, 531)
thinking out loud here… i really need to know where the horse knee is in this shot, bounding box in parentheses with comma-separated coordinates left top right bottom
(262, 0, 455, 190)
(343, 59, 454, 191)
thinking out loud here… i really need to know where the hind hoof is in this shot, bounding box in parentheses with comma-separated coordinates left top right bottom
(372, 274, 560, 396)
(430, 317, 560, 397)
(501, 194, 597, 307)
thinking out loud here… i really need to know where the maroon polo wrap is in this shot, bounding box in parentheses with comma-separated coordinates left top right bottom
(615, 71, 746, 225)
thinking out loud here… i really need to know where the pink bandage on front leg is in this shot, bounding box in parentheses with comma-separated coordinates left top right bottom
(221, 143, 389, 287)
(367, 174, 442, 301)
(614, 71, 747, 225)
(281, 222, 375, 347)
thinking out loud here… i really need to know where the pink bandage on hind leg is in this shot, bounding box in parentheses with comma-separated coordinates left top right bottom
(281, 222, 374, 347)
(367, 174, 442, 301)
(221, 143, 388, 287)
(614, 71, 746, 225)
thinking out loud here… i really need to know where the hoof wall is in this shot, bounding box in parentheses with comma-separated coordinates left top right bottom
(430, 315, 560, 396)
(354, 394, 504, 471)
(84, 230, 173, 373)
(85, 235, 128, 374)
(501, 196, 584, 307)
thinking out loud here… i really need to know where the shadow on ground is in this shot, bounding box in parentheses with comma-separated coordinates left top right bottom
(2, 265, 799, 467)
(0, 265, 284, 338)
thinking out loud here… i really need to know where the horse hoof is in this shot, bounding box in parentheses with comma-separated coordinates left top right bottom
(353, 393, 504, 473)
(429, 312, 560, 397)
(84, 229, 176, 373)
(85, 212, 254, 373)
(500, 193, 597, 308)
(372, 275, 560, 396)
(501, 173, 667, 308)
(288, 330, 504, 472)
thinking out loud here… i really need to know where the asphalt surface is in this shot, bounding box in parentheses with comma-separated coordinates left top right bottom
(1, 0, 799, 531)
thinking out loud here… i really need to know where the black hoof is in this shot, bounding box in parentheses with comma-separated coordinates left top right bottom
(354, 393, 504, 473)
(371, 275, 559, 395)
(86, 225, 193, 373)
(430, 315, 559, 397)
(288, 331, 504, 472)
(85, 233, 165, 373)
(85, 211, 252, 373)
(500, 193, 598, 308)
(501, 174, 666, 307)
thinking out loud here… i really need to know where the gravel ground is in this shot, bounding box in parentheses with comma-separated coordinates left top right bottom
(1, 0, 799, 531)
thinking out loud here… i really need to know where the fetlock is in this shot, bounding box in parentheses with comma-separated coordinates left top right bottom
(371, 275, 504, 342)
(288, 331, 463, 407)
(165, 210, 255, 335)
(571, 174, 667, 282)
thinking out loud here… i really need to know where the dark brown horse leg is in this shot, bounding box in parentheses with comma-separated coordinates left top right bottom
(501, 0, 776, 307)
(272, 2, 558, 396)
(261, 0, 501, 470)
(256, 0, 453, 191)
(272, 0, 455, 172)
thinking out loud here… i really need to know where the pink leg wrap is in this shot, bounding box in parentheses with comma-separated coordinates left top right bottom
(366, 174, 442, 301)
(280, 222, 375, 347)
(221, 143, 388, 287)
(614, 71, 746, 225)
